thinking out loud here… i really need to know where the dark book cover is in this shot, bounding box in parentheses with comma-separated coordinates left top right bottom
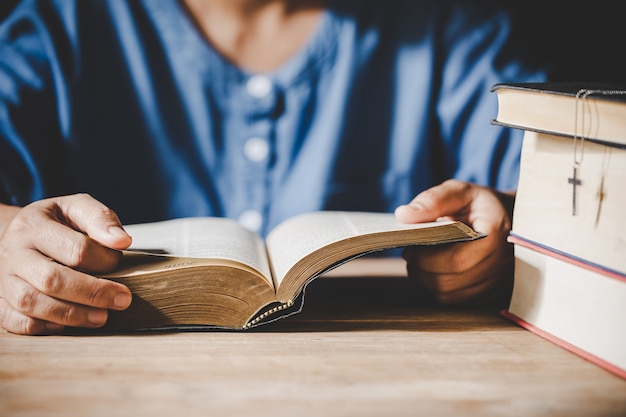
(491, 82, 626, 103)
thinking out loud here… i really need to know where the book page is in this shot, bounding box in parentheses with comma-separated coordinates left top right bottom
(265, 211, 454, 288)
(124, 217, 272, 282)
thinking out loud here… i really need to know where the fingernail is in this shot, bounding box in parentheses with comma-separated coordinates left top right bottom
(108, 226, 128, 238)
(88, 309, 107, 325)
(114, 292, 132, 308)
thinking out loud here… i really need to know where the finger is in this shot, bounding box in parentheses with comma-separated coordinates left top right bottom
(406, 251, 491, 292)
(412, 272, 497, 305)
(0, 297, 65, 335)
(406, 259, 502, 305)
(33, 216, 124, 273)
(2, 275, 110, 329)
(6, 195, 131, 273)
(402, 239, 488, 275)
(0, 296, 63, 335)
(395, 179, 474, 224)
(412, 269, 511, 305)
(405, 240, 513, 305)
(54, 193, 132, 250)
(9, 250, 132, 310)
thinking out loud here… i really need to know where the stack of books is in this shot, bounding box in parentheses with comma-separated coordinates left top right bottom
(491, 82, 626, 379)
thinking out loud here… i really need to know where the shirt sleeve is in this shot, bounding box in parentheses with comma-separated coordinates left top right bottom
(434, 3, 546, 190)
(0, 0, 76, 205)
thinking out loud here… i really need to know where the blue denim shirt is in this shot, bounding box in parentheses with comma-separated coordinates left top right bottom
(0, 0, 545, 235)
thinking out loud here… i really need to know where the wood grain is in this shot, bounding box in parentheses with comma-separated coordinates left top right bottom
(1, 265, 625, 417)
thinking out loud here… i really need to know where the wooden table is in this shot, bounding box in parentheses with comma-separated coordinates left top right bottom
(1, 259, 625, 417)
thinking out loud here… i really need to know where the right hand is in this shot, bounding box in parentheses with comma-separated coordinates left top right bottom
(395, 179, 515, 305)
(0, 194, 133, 335)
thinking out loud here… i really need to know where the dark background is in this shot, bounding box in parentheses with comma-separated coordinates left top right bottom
(502, 1, 625, 83)
(0, 1, 624, 83)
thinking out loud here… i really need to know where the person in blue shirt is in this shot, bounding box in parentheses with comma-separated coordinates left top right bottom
(0, 0, 546, 335)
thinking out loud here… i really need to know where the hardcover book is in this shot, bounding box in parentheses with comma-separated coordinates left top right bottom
(503, 237, 626, 379)
(491, 82, 626, 145)
(511, 130, 626, 275)
(492, 82, 626, 379)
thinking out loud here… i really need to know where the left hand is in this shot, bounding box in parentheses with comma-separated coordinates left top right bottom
(395, 179, 515, 305)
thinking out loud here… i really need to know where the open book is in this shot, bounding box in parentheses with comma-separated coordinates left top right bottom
(101, 211, 481, 331)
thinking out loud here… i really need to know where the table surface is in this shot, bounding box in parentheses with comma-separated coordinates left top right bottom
(1, 259, 625, 417)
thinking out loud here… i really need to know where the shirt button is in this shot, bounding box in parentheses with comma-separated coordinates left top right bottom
(246, 75, 273, 98)
(244, 137, 270, 162)
(238, 210, 263, 232)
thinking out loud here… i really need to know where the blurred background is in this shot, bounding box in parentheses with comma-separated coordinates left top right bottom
(501, 1, 625, 83)
(0, 1, 623, 83)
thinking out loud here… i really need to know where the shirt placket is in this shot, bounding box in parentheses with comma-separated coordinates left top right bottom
(227, 74, 281, 234)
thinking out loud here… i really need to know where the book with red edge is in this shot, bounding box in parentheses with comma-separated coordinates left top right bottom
(503, 235, 626, 379)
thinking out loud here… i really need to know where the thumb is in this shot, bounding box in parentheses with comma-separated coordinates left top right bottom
(394, 180, 474, 224)
(58, 193, 132, 250)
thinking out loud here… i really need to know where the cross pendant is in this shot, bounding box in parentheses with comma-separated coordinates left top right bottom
(595, 177, 606, 227)
(568, 166, 582, 215)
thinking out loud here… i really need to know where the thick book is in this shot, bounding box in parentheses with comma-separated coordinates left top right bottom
(100, 211, 481, 331)
(511, 130, 626, 275)
(490, 82, 626, 146)
(503, 236, 626, 379)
